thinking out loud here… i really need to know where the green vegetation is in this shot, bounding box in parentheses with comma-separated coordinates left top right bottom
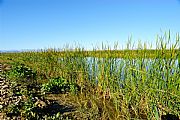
(0, 32, 180, 119)
(41, 77, 80, 94)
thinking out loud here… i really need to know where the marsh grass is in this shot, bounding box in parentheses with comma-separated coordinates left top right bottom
(0, 32, 180, 119)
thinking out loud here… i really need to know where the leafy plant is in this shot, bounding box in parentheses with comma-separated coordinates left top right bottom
(7, 62, 37, 82)
(41, 77, 80, 94)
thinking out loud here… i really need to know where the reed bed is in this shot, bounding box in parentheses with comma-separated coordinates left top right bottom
(0, 32, 180, 119)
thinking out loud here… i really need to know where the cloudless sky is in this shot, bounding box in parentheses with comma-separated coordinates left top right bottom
(0, 0, 180, 51)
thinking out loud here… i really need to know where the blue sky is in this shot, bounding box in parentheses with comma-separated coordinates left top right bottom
(0, 0, 180, 50)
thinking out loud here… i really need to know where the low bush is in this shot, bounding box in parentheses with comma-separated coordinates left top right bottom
(7, 63, 37, 82)
(41, 77, 80, 94)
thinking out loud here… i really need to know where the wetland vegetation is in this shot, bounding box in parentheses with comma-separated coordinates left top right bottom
(0, 32, 180, 119)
